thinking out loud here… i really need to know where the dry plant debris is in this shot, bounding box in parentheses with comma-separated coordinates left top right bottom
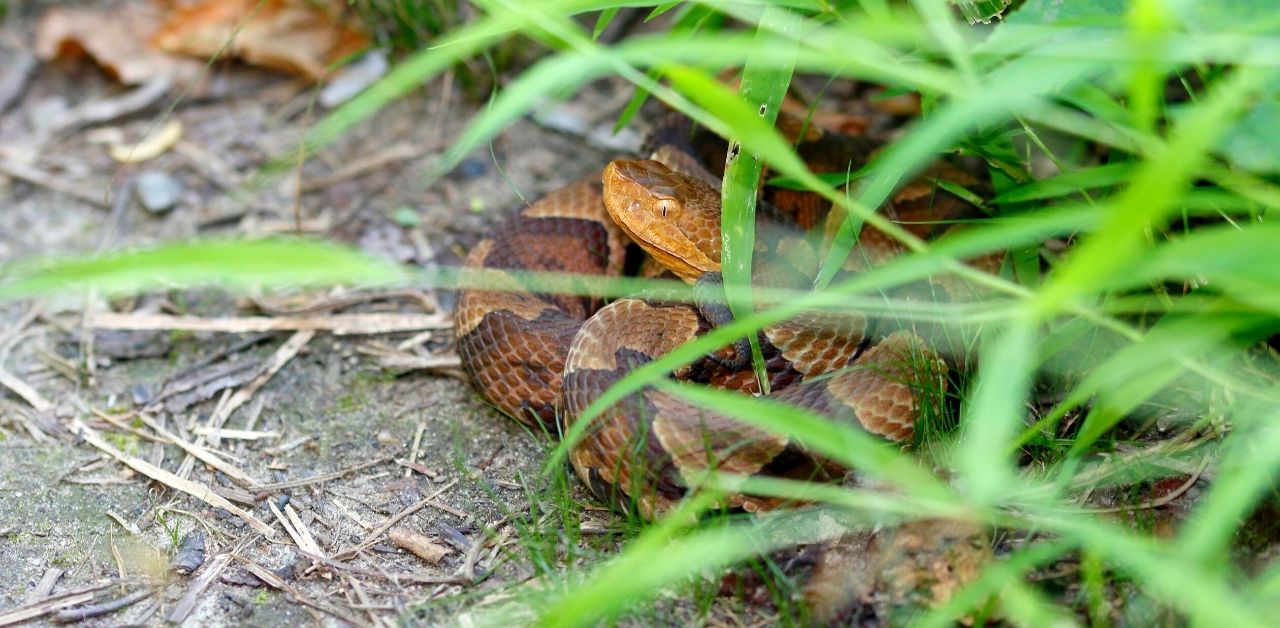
(153, 0, 370, 79)
(35, 2, 202, 86)
(37, 0, 368, 87)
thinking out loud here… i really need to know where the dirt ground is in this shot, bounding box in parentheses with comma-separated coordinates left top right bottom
(0, 4, 668, 625)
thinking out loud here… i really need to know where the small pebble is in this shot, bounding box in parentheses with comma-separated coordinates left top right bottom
(135, 170, 183, 213)
(320, 49, 389, 108)
(457, 157, 488, 180)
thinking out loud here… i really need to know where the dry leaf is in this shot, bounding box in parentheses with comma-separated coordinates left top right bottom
(153, 0, 369, 79)
(35, 2, 203, 86)
(109, 120, 185, 163)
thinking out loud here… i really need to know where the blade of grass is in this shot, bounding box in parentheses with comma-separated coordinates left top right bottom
(0, 239, 404, 301)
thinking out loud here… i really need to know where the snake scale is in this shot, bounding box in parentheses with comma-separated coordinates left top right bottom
(455, 115, 990, 518)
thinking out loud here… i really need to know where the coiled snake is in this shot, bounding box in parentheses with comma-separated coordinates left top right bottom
(456, 116, 991, 518)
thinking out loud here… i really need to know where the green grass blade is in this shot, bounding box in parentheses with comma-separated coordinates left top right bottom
(0, 239, 404, 301)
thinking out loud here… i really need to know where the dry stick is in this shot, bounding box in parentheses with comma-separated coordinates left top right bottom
(1084, 456, 1212, 514)
(234, 557, 363, 626)
(53, 588, 154, 623)
(167, 535, 259, 624)
(0, 365, 53, 413)
(0, 580, 126, 627)
(87, 410, 169, 445)
(330, 479, 460, 562)
(0, 592, 97, 627)
(301, 142, 433, 192)
(405, 422, 426, 478)
(161, 332, 272, 386)
(331, 497, 372, 531)
(269, 501, 323, 558)
(296, 549, 466, 585)
(130, 411, 261, 486)
(251, 455, 396, 492)
(343, 575, 383, 628)
(27, 568, 64, 602)
(253, 289, 437, 317)
(206, 330, 314, 443)
(0, 160, 109, 208)
(70, 418, 276, 539)
(87, 312, 451, 335)
(194, 427, 280, 441)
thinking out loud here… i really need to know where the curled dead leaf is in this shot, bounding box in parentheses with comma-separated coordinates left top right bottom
(109, 120, 184, 163)
(153, 0, 369, 79)
(35, 2, 203, 86)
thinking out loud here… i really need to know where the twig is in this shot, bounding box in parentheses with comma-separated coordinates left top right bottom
(206, 330, 313, 440)
(253, 289, 437, 317)
(84, 410, 167, 445)
(1083, 457, 1211, 514)
(0, 53, 36, 115)
(0, 582, 119, 626)
(70, 418, 276, 539)
(53, 587, 154, 623)
(270, 502, 324, 557)
(405, 422, 426, 478)
(168, 535, 259, 624)
(131, 411, 262, 486)
(162, 333, 273, 385)
(87, 312, 450, 334)
(343, 574, 381, 628)
(0, 160, 109, 208)
(28, 568, 64, 602)
(264, 435, 313, 456)
(233, 557, 363, 625)
(330, 479, 459, 561)
(296, 549, 466, 585)
(300, 142, 432, 192)
(331, 497, 372, 531)
(193, 427, 280, 441)
(251, 455, 395, 492)
(0, 365, 53, 413)
(54, 76, 173, 138)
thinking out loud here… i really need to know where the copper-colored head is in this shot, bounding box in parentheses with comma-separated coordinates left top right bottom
(601, 159, 722, 282)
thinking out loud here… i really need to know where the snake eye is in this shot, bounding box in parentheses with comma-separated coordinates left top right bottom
(655, 199, 679, 218)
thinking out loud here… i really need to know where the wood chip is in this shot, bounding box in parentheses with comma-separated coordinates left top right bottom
(388, 528, 450, 565)
(329, 479, 459, 562)
(27, 568, 64, 602)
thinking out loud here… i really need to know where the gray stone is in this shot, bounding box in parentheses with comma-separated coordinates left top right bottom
(134, 170, 183, 213)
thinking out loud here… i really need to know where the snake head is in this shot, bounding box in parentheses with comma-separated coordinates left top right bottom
(602, 159, 722, 282)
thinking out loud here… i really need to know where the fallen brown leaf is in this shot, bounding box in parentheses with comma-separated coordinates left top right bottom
(35, 2, 202, 86)
(153, 0, 369, 79)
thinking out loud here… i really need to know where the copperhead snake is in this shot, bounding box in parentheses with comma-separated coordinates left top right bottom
(455, 116, 992, 518)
